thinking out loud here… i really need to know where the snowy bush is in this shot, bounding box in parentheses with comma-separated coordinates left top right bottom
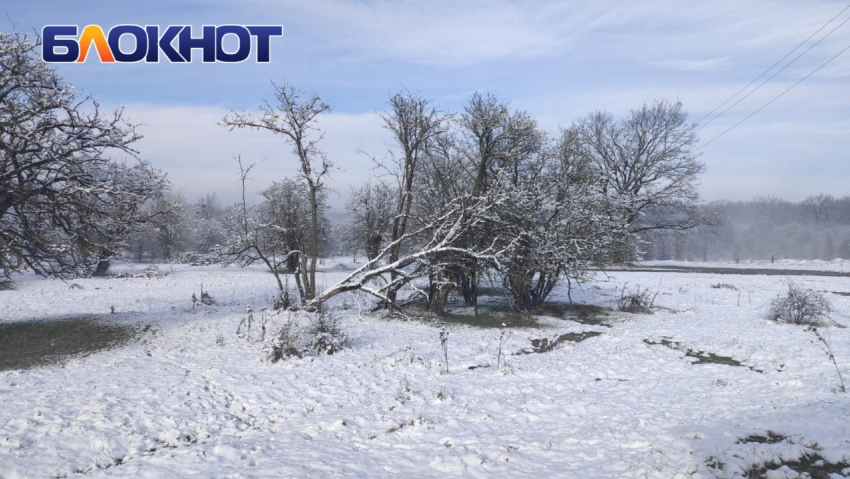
(268, 310, 347, 362)
(269, 316, 302, 362)
(273, 287, 294, 311)
(169, 251, 221, 266)
(617, 285, 657, 314)
(305, 310, 346, 355)
(768, 280, 832, 325)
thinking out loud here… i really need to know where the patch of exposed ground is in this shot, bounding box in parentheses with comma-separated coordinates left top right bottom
(644, 337, 762, 372)
(0, 316, 143, 371)
(520, 331, 604, 354)
(707, 433, 850, 478)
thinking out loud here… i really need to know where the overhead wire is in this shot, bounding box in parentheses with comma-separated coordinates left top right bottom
(697, 7, 850, 131)
(699, 42, 850, 150)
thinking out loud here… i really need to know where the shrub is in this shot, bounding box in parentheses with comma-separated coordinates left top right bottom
(273, 287, 294, 311)
(270, 316, 302, 362)
(768, 280, 832, 325)
(617, 285, 657, 314)
(267, 309, 347, 361)
(305, 310, 346, 355)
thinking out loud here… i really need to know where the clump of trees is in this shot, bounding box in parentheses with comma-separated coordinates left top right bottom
(4, 30, 711, 312)
(322, 93, 702, 312)
(192, 88, 703, 313)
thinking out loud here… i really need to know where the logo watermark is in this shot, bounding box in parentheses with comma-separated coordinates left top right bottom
(42, 25, 283, 63)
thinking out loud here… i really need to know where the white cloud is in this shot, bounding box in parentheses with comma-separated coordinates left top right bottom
(228, 0, 850, 71)
(257, 0, 610, 65)
(92, 0, 849, 205)
(651, 58, 729, 73)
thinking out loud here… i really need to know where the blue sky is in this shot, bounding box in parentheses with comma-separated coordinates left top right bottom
(5, 0, 849, 206)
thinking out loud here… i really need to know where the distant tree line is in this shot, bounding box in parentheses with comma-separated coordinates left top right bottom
(643, 194, 850, 262)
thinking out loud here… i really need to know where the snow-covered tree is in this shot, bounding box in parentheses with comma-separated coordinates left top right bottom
(498, 129, 633, 307)
(379, 90, 448, 305)
(189, 193, 227, 254)
(127, 189, 186, 262)
(451, 92, 545, 309)
(574, 99, 713, 235)
(0, 33, 165, 278)
(344, 180, 395, 261)
(260, 177, 329, 276)
(222, 83, 332, 303)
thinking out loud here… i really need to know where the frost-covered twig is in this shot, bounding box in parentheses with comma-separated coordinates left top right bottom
(808, 326, 846, 393)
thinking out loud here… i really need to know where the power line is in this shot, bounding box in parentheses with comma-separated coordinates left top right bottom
(695, 2, 850, 128)
(697, 9, 850, 131)
(699, 42, 850, 150)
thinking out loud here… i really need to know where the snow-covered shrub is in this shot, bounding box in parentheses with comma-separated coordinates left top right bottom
(169, 251, 221, 266)
(267, 310, 347, 362)
(269, 316, 302, 362)
(617, 285, 657, 314)
(768, 280, 832, 325)
(273, 287, 294, 311)
(305, 310, 347, 355)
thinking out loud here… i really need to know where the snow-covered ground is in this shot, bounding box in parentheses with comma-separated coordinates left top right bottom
(2, 261, 849, 478)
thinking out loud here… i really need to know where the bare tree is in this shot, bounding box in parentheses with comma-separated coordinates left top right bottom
(802, 193, 835, 223)
(222, 83, 332, 304)
(379, 91, 448, 305)
(261, 177, 329, 276)
(0, 32, 165, 278)
(452, 93, 546, 309)
(575, 99, 712, 236)
(344, 180, 395, 261)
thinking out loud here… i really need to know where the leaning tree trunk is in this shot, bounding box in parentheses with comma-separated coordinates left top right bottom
(93, 250, 112, 277)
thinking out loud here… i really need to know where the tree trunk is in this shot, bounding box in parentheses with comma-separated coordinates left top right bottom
(428, 273, 452, 314)
(93, 254, 111, 277)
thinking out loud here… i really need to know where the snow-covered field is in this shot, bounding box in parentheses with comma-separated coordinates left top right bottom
(2, 261, 849, 478)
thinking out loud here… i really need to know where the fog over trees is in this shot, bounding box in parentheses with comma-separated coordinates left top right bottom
(644, 194, 850, 263)
(3, 32, 845, 308)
